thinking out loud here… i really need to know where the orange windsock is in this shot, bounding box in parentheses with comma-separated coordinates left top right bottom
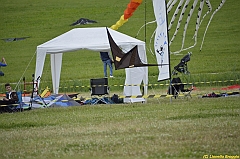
(123, 0, 143, 20)
(110, 0, 143, 30)
(132, 0, 143, 3)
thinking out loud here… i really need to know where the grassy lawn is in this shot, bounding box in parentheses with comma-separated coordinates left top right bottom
(0, 97, 239, 159)
(0, 0, 239, 158)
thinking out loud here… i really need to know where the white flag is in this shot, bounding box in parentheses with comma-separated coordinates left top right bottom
(153, 0, 170, 81)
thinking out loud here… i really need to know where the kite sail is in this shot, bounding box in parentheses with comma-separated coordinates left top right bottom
(152, 0, 171, 81)
(1, 37, 30, 42)
(106, 28, 168, 70)
(70, 18, 97, 26)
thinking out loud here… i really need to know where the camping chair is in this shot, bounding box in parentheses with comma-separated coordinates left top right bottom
(168, 77, 193, 99)
(0, 91, 20, 113)
(90, 78, 110, 105)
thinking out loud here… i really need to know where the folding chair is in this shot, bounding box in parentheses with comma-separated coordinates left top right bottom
(0, 91, 19, 113)
(179, 82, 193, 98)
(168, 77, 181, 99)
(168, 77, 193, 99)
(90, 78, 110, 104)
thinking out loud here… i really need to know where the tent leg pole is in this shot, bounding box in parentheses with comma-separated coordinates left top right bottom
(169, 79, 172, 103)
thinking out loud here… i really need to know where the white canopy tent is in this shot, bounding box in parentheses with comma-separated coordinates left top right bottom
(35, 27, 148, 102)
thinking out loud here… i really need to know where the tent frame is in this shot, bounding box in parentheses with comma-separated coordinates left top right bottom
(35, 27, 148, 102)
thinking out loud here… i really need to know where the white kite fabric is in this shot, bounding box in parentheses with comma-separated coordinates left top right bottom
(145, 0, 226, 54)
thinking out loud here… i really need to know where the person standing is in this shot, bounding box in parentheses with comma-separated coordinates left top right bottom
(0, 57, 7, 76)
(100, 52, 114, 78)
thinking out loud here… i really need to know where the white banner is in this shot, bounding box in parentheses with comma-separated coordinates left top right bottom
(153, 0, 170, 81)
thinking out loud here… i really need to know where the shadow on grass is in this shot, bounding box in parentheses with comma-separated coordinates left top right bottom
(0, 122, 56, 129)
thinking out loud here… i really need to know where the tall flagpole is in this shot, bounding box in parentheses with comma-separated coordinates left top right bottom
(144, 0, 147, 43)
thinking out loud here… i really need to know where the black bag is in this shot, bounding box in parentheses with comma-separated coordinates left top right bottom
(0, 71, 4, 76)
(111, 94, 123, 104)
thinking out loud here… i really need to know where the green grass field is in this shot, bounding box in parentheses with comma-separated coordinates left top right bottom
(0, 0, 239, 158)
(0, 97, 239, 159)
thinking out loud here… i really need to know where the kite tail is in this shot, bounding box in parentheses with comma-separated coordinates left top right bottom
(167, 0, 174, 8)
(110, 0, 143, 30)
(135, 20, 156, 38)
(192, 0, 205, 42)
(149, 29, 157, 56)
(124, 0, 142, 19)
(167, 0, 178, 14)
(199, 0, 212, 27)
(168, 0, 184, 31)
(200, 0, 226, 51)
(110, 15, 128, 30)
(170, 0, 190, 46)
(180, 0, 198, 53)
(181, 0, 204, 52)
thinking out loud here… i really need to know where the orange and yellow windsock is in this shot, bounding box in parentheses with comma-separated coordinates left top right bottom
(110, 0, 143, 30)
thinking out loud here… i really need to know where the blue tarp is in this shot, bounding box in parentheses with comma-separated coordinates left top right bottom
(84, 97, 114, 105)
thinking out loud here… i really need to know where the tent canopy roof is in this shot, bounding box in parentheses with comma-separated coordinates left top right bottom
(35, 27, 148, 101)
(37, 27, 145, 53)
